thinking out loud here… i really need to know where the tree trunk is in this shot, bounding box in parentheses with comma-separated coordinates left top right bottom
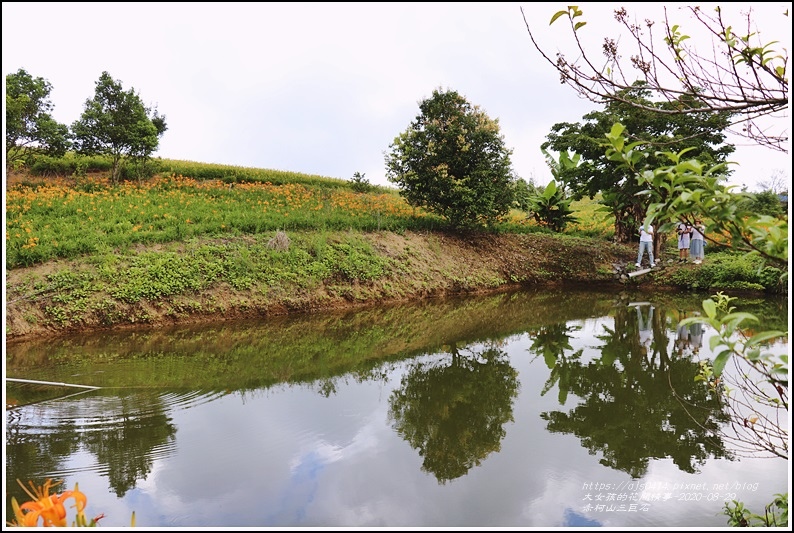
(614, 211, 633, 243)
(614, 202, 647, 244)
(111, 155, 122, 184)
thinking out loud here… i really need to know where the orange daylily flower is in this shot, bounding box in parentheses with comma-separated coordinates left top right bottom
(8, 479, 87, 527)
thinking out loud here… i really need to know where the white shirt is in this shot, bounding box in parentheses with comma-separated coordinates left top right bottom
(691, 225, 705, 241)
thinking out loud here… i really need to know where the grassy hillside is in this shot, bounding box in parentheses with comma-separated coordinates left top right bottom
(5, 157, 783, 343)
(5, 159, 615, 270)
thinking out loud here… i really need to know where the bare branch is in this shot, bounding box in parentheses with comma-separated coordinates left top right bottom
(521, 5, 789, 152)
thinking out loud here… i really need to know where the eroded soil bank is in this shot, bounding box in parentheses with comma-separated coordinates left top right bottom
(5, 230, 655, 345)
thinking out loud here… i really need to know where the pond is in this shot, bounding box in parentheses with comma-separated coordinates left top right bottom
(4, 287, 789, 528)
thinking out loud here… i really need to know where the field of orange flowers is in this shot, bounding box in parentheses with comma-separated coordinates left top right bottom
(6, 175, 443, 268)
(5, 173, 619, 269)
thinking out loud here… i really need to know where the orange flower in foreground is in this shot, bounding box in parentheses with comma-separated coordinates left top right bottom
(8, 479, 87, 527)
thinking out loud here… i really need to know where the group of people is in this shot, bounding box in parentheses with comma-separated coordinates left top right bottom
(635, 304, 703, 356)
(676, 219, 706, 264)
(635, 218, 706, 268)
(675, 311, 704, 356)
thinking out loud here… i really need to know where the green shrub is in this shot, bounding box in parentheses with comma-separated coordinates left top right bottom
(324, 239, 390, 282)
(29, 153, 113, 176)
(350, 172, 372, 193)
(667, 252, 784, 294)
(110, 252, 217, 303)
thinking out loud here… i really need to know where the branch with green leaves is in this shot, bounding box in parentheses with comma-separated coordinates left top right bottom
(682, 292, 787, 459)
(604, 122, 788, 270)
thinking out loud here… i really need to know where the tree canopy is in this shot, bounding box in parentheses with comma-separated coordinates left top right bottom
(384, 88, 516, 229)
(71, 71, 167, 183)
(542, 84, 734, 244)
(5, 68, 71, 168)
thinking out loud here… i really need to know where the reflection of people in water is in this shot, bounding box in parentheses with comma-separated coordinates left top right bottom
(675, 311, 690, 356)
(689, 320, 703, 355)
(636, 305, 653, 352)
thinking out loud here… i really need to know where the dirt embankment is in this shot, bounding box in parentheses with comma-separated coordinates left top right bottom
(5, 230, 642, 344)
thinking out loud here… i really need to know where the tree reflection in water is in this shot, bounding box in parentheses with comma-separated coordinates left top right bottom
(388, 342, 520, 484)
(534, 302, 732, 479)
(6, 289, 783, 527)
(5, 389, 178, 502)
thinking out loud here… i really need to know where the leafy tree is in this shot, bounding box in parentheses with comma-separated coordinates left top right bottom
(5, 68, 71, 169)
(384, 88, 516, 229)
(525, 180, 577, 232)
(349, 171, 372, 193)
(525, 4, 787, 272)
(510, 176, 538, 211)
(542, 84, 733, 245)
(741, 190, 785, 218)
(604, 123, 787, 270)
(71, 71, 167, 183)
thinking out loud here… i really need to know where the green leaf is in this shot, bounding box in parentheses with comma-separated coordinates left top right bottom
(709, 336, 723, 351)
(607, 122, 625, 139)
(543, 180, 558, 199)
(712, 350, 732, 378)
(702, 298, 717, 319)
(721, 312, 758, 327)
(746, 330, 786, 347)
(550, 10, 568, 25)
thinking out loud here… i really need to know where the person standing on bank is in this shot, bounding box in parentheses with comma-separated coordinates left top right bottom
(677, 219, 692, 263)
(636, 223, 655, 268)
(690, 219, 706, 264)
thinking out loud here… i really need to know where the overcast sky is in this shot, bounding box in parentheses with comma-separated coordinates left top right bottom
(3, 2, 791, 191)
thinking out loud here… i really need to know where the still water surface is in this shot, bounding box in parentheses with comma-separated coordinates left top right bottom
(5, 287, 789, 528)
